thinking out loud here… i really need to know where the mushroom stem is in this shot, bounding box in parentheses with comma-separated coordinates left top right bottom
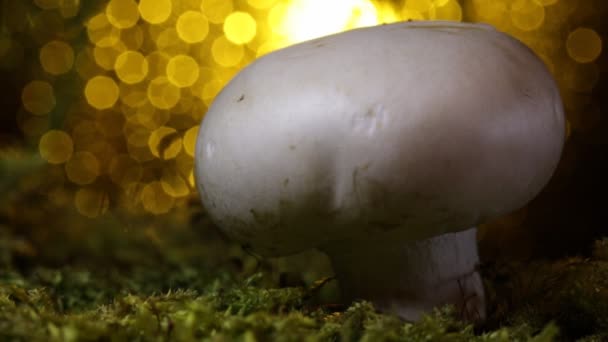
(322, 227, 485, 321)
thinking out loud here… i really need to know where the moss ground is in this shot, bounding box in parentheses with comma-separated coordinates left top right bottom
(2, 201, 608, 342)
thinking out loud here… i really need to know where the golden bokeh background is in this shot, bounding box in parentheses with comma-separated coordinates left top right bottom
(0, 0, 605, 257)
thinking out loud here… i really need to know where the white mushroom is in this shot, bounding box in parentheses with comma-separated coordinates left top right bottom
(194, 21, 565, 321)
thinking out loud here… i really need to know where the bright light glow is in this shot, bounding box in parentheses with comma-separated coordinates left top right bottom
(85, 76, 119, 110)
(224, 11, 257, 45)
(274, 0, 380, 44)
(176, 11, 209, 44)
(377, 3, 402, 24)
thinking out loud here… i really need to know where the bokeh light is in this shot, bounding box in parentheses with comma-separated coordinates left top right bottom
(274, 0, 380, 44)
(94, 42, 126, 70)
(138, 0, 172, 25)
(39, 40, 74, 75)
(167, 55, 200, 88)
(141, 181, 175, 214)
(148, 126, 182, 160)
(183, 126, 199, 157)
(115, 51, 149, 84)
(567, 28, 603, 64)
(106, 0, 140, 29)
(87, 13, 121, 48)
(39, 130, 74, 164)
(122, 26, 145, 50)
(176, 10, 209, 43)
(85, 76, 119, 109)
(8, 0, 605, 219)
(510, 0, 545, 32)
(161, 168, 191, 198)
(201, 0, 234, 24)
(22, 80, 55, 115)
(431, 0, 462, 21)
(59, 0, 80, 18)
(147, 77, 181, 109)
(211, 36, 244, 67)
(224, 12, 258, 44)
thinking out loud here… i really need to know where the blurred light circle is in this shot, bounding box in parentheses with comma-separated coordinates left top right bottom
(472, 0, 507, 21)
(161, 169, 190, 197)
(148, 126, 182, 159)
(120, 82, 148, 108)
(106, 0, 140, 29)
(135, 103, 170, 130)
(510, 0, 545, 31)
(39, 40, 74, 75)
(167, 55, 200, 88)
(39, 130, 73, 164)
(156, 28, 190, 55)
(211, 36, 244, 67)
(430, 0, 463, 21)
(115, 50, 149, 84)
(93, 42, 126, 70)
(567, 27, 603, 64)
(22, 80, 56, 115)
(224, 11, 257, 45)
(75, 48, 101, 80)
(87, 13, 121, 47)
(59, 0, 80, 18)
(138, 0, 171, 24)
(183, 126, 199, 157)
(176, 10, 209, 43)
(201, 0, 233, 24)
(145, 51, 170, 80)
(122, 25, 144, 50)
(85, 76, 119, 109)
(141, 181, 175, 214)
(147, 77, 181, 109)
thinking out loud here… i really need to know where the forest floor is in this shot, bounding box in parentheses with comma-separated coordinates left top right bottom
(1, 204, 607, 341)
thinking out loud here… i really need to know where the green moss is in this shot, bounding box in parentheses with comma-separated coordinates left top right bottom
(1, 180, 608, 341)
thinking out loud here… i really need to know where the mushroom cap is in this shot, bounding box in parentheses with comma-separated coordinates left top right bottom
(195, 21, 565, 257)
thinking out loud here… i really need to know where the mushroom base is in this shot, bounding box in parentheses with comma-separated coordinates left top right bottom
(322, 227, 485, 322)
